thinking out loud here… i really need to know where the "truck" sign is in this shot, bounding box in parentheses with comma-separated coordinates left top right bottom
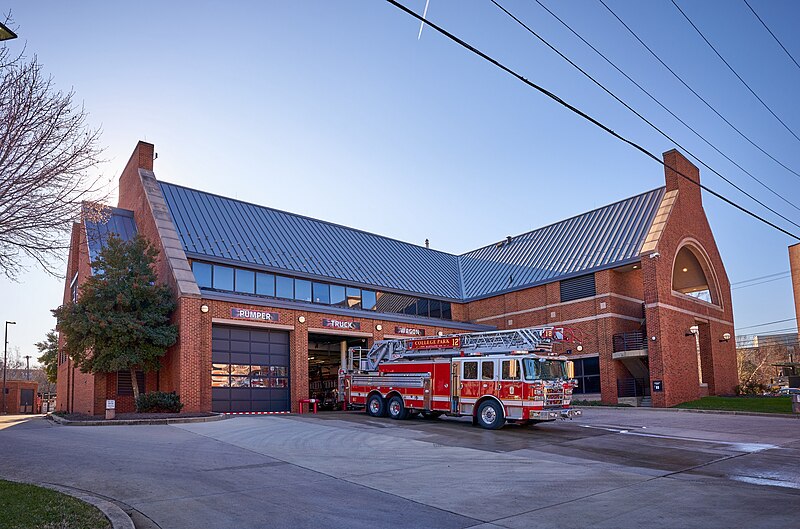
(322, 319, 361, 330)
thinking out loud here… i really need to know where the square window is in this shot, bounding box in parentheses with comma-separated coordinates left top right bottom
(295, 279, 312, 302)
(192, 262, 212, 288)
(502, 360, 520, 380)
(276, 276, 293, 299)
(481, 361, 495, 380)
(256, 273, 275, 297)
(235, 269, 255, 294)
(463, 361, 478, 380)
(330, 285, 346, 307)
(213, 265, 234, 291)
(429, 299, 442, 319)
(346, 287, 361, 309)
(313, 283, 330, 304)
(362, 290, 376, 311)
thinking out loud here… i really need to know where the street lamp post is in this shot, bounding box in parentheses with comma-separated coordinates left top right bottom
(0, 21, 18, 41)
(24, 355, 31, 380)
(2, 321, 17, 414)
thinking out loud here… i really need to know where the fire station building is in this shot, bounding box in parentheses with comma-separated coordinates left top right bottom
(56, 141, 738, 415)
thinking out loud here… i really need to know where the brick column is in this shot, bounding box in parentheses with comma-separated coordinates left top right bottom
(177, 297, 209, 412)
(290, 325, 309, 412)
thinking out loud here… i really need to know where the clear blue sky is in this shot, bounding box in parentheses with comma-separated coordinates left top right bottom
(3, 0, 799, 360)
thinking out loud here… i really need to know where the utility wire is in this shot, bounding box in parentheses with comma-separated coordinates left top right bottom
(495, 0, 800, 223)
(490, 0, 800, 232)
(671, 0, 800, 144)
(736, 317, 797, 331)
(743, 0, 800, 73)
(598, 0, 800, 181)
(731, 270, 790, 285)
(383, 0, 800, 240)
(731, 274, 791, 290)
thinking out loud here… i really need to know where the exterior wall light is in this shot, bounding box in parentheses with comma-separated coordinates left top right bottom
(720, 332, 731, 342)
(298, 316, 306, 324)
(376, 324, 382, 331)
(576, 345, 583, 352)
(200, 304, 209, 313)
(685, 325, 699, 336)
(437, 331, 444, 337)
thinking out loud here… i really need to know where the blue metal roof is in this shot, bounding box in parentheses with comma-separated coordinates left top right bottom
(458, 188, 665, 299)
(159, 182, 664, 301)
(159, 182, 463, 298)
(84, 205, 138, 264)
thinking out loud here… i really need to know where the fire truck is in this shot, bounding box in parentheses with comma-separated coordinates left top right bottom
(340, 327, 582, 429)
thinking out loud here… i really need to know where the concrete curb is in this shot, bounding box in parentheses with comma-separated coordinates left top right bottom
(572, 405, 800, 419)
(47, 412, 228, 426)
(2, 478, 134, 529)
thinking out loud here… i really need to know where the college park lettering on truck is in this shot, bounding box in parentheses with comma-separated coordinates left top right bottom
(230, 308, 280, 322)
(322, 319, 361, 330)
(394, 326, 425, 336)
(408, 336, 461, 350)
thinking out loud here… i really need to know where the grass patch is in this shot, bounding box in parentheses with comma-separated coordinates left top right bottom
(674, 396, 793, 414)
(0, 480, 110, 529)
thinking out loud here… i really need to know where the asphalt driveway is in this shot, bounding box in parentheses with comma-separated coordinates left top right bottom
(1, 409, 799, 529)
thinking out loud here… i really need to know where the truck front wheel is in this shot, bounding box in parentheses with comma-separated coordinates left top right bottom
(367, 394, 387, 417)
(476, 400, 504, 430)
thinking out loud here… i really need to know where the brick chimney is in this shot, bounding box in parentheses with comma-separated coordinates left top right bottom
(790, 243, 800, 337)
(117, 141, 154, 211)
(663, 149, 702, 205)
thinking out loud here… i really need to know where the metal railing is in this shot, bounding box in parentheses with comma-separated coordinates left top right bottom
(613, 331, 648, 353)
(616, 378, 651, 398)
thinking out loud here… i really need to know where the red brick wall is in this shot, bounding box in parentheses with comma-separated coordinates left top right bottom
(2, 380, 38, 414)
(641, 150, 737, 407)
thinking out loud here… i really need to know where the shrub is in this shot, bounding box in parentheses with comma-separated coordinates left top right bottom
(734, 381, 770, 396)
(135, 391, 184, 413)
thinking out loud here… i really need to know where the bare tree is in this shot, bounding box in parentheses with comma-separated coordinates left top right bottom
(0, 27, 103, 279)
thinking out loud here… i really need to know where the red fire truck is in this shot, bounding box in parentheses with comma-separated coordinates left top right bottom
(340, 327, 582, 429)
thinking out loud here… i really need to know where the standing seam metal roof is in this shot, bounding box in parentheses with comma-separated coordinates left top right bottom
(159, 182, 665, 301)
(83, 205, 138, 265)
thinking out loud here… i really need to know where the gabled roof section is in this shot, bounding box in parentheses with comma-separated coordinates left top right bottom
(159, 182, 463, 299)
(158, 181, 664, 301)
(458, 187, 665, 299)
(83, 204, 137, 265)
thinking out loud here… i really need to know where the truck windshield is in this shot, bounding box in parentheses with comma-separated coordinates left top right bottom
(523, 358, 565, 381)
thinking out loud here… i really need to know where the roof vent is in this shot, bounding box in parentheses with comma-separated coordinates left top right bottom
(506, 236, 512, 244)
(425, 238, 430, 249)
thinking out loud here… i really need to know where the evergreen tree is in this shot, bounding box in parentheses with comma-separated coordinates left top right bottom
(35, 329, 59, 384)
(53, 234, 177, 401)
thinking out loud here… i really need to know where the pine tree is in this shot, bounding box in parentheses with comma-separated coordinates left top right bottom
(53, 234, 178, 402)
(35, 329, 59, 384)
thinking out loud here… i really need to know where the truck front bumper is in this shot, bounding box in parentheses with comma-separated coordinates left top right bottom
(529, 409, 582, 420)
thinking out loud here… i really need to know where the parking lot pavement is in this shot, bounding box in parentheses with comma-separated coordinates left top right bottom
(1, 409, 799, 529)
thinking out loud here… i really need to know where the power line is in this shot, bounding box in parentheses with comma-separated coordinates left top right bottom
(743, 0, 800, 73)
(383, 0, 800, 240)
(500, 0, 800, 219)
(598, 0, 800, 181)
(671, 0, 800, 145)
(736, 317, 797, 331)
(731, 274, 792, 290)
(731, 270, 790, 285)
(489, 0, 800, 232)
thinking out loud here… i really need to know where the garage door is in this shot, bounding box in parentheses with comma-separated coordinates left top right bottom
(211, 325, 290, 413)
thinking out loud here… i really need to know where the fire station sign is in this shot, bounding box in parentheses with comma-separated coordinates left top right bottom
(408, 336, 461, 350)
(394, 326, 425, 336)
(230, 308, 280, 322)
(322, 319, 361, 330)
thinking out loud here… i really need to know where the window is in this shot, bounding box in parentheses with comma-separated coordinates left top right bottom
(346, 287, 361, 309)
(441, 302, 452, 320)
(523, 358, 566, 381)
(330, 285, 346, 307)
(362, 290, 376, 311)
(256, 272, 275, 297)
(117, 370, 145, 396)
(276, 275, 293, 299)
(560, 274, 596, 302)
(463, 361, 478, 380)
(192, 262, 212, 288)
(313, 282, 330, 304)
(415, 299, 429, 318)
(235, 269, 255, 294)
(672, 246, 716, 304)
(481, 360, 495, 380)
(294, 279, 312, 302)
(502, 360, 520, 380)
(573, 357, 601, 394)
(429, 299, 441, 319)
(213, 265, 234, 291)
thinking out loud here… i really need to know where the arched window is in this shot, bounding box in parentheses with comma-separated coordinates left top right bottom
(672, 245, 718, 305)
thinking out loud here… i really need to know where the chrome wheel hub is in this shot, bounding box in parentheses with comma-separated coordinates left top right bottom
(481, 405, 496, 424)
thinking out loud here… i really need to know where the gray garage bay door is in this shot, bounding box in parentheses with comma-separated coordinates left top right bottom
(211, 325, 290, 413)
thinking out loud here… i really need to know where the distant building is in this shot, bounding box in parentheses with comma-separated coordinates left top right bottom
(56, 142, 738, 415)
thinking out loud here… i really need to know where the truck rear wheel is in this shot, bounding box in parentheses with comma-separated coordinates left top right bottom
(367, 394, 387, 417)
(387, 396, 409, 420)
(476, 400, 504, 430)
